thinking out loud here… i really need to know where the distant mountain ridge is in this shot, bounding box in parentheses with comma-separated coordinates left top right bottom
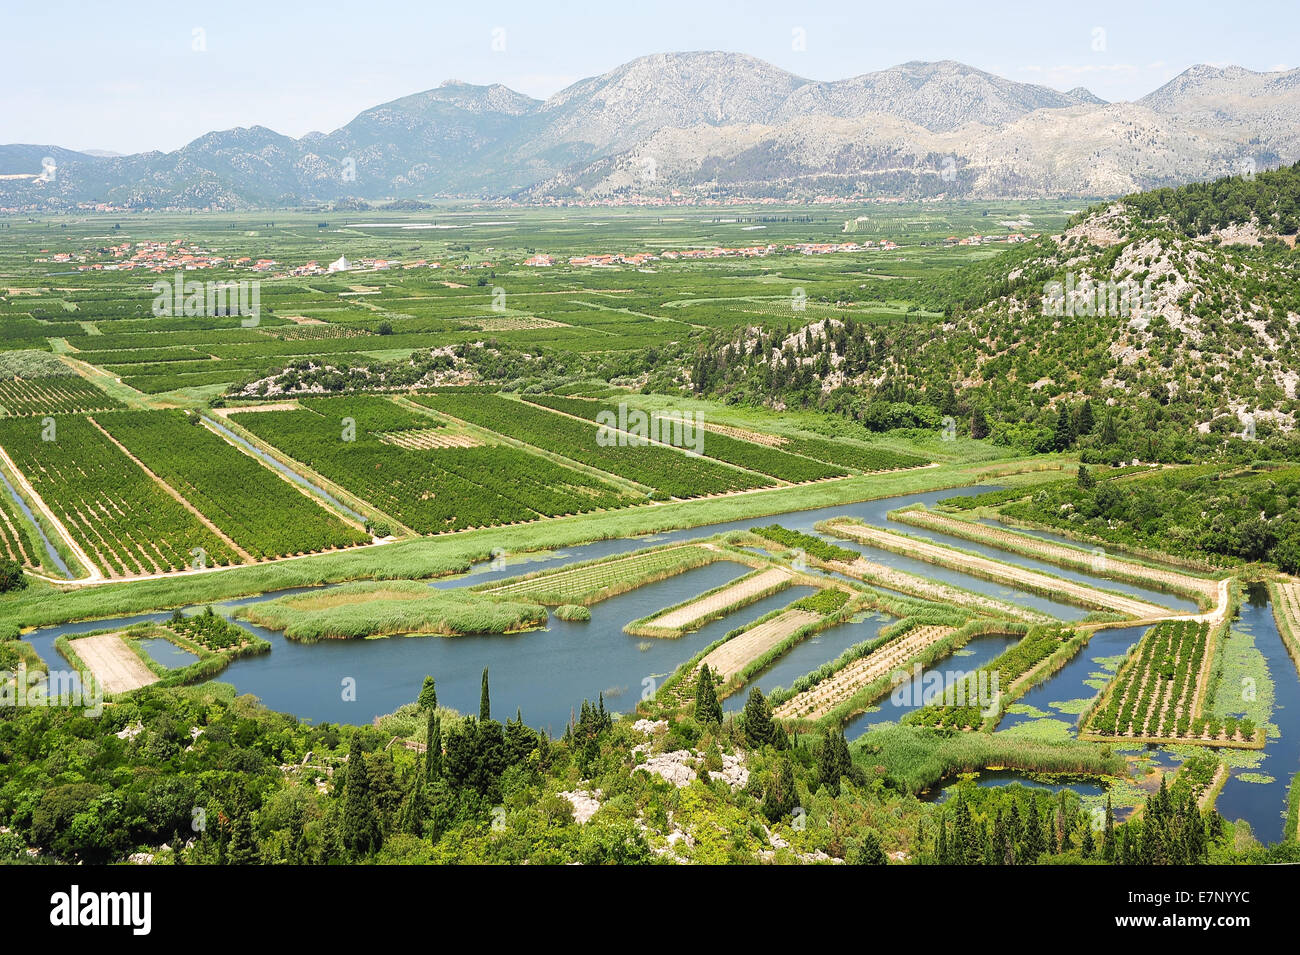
(3, 53, 1297, 209)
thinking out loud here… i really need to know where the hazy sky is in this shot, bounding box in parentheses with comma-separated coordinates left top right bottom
(4, 0, 1295, 154)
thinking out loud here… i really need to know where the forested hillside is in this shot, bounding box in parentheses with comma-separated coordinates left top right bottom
(671, 162, 1300, 464)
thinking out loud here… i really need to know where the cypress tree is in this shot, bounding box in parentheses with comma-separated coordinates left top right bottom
(1023, 797, 1046, 862)
(418, 675, 438, 711)
(1054, 406, 1076, 451)
(741, 686, 776, 749)
(816, 728, 852, 795)
(1102, 796, 1115, 861)
(1078, 399, 1095, 435)
(396, 758, 426, 836)
(761, 758, 797, 823)
(226, 793, 258, 865)
(1081, 821, 1095, 858)
(1100, 409, 1119, 446)
(479, 667, 491, 721)
(341, 734, 382, 856)
(694, 665, 723, 725)
(426, 711, 442, 780)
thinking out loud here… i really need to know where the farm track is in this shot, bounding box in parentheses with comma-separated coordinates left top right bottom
(824, 521, 1171, 618)
(774, 625, 956, 721)
(698, 608, 821, 680)
(895, 509, 1220, 603)
(69, 633, 158, 694)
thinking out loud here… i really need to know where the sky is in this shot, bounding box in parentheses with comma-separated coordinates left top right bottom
(3, 0, 1296, 154)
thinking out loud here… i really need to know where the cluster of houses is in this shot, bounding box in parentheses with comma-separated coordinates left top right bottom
(534, 239, 903, 268)
(943, 233, 1037, 246)
(36, 239, 238, 272)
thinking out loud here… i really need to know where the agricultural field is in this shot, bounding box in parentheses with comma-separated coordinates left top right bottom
(96, 409, 370, 558)
(775, 623, 957, 721)
(414, 393, 774, 498)
(822, 518, 1172, 617)
(479, 543, 726, 605)
(1081, 621, 1241, 744)
(0, 414, 238, 576)
(229, 397, 636, 533)
(894, 507, 1222, 605)
(628, 566, 796, 636)
(522, 394, 847, 482)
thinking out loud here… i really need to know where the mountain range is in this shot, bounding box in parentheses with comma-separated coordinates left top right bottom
(3, 52, 1298, 210)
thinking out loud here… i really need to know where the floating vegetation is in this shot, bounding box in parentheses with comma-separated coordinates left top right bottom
(1236, 772, 1275, 785)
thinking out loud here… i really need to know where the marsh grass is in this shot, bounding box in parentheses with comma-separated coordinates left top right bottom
(237, 580, 547, 641)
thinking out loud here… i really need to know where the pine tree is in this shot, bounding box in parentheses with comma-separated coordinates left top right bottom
(418, 675, 438, 711)
(741, 686, 776, 749)
(694, 665, 723, 725)
(479, 667, 491, 721)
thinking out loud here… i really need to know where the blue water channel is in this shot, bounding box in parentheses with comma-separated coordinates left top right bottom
(18, 481, 1299, 840)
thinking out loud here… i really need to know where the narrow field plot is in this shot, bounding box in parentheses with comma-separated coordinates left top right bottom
(700, 421, 789, 447)
(481, 544, 721, 605)
(895, 509, 1221, 602)
(0, 493, 38, 566)
(1273, 580, 1300, 642)
(1082, 620, 1219, 742)
(836, 555, 1054, 624)
(699, 608, 821, 680)
(825, 520, 1170, 618)
(70, 633, 158, 695)
(774, 625, 955, 721)
(0, 375, 123, 417)
(377, 428, 482, 449)
(641, 567, 793, 632)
